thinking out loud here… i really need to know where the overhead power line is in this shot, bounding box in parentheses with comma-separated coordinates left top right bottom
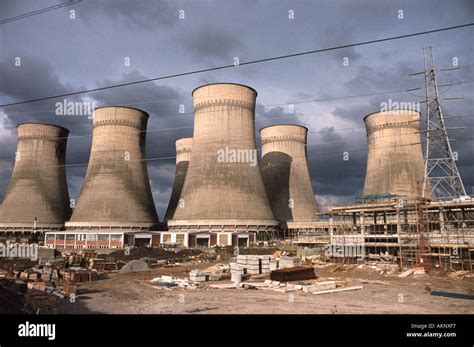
(1, 22, 473, 108)
(0, 0, 82, 25)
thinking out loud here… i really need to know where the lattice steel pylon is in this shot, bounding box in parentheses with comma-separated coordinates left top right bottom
(422, 46, 466, 200)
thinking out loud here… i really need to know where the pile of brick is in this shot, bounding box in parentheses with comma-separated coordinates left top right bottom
(88, 256, 118, 271)
(189, 265, 230, 282)
(235, 254, 278, 275)
(61, 269, 98, 282)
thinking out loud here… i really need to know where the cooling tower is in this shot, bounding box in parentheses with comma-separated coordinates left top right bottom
(164, 137, 192, 222)
(363, 110, 430, 198)
(168, 83, 278, 231)
(66, 106, 158, 229)
(260, 124, 320, 222)
(0, 124, 71, 230)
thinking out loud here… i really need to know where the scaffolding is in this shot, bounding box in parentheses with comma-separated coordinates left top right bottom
(289, 196, 474, 272)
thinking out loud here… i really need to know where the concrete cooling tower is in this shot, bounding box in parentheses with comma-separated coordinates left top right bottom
(0, 124, 71, 234)
(66, 106, 158, 230)
(260, 124, 320, 222)
(164, 137, 192, 222)
(363, 110, 430, 199)
(168, 83, 278, 246)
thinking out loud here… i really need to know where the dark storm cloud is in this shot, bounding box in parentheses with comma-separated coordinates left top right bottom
(311, 127, 367, 204)
(80, 0, 178, 29)
(1, 0, 473, 214)
(182, 26, 243, 62)
(0, 55, 189, 218)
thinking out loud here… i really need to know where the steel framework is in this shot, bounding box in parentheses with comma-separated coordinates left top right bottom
(422, 46, 466, 199)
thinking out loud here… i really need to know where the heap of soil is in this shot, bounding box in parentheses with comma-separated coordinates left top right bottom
(239, 247, 280, 255)
(0, 280, 25, 314)
(0, 258, 37, 271)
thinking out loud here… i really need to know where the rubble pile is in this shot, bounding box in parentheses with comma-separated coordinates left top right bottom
(151, 275, 200, 289)
(209, 279, 362, 295)
(0, 250, 108, 314)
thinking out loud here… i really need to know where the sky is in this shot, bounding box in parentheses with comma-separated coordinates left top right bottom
(0, 0, 473, 219)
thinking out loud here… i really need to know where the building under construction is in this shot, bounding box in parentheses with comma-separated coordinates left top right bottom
(290, 109, 474, 271)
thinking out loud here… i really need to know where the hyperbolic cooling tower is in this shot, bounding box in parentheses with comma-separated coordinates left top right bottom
(67, 106, 158, 228)
(260, 124, 320, 222)
(169, 83, 278, 229)
(363, 110, 430, 198)
(164, 137, 192, 222)
(0, 124, 71, 229)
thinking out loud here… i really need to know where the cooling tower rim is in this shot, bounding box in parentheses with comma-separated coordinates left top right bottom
(0, 222, 65, 228)
(176, 137, 193, 143)
(94, 105, 150, 118)
(259, 123, 308, 133)
(168, 218, 279, 227)
(65, 221, 157, 228)
(363, 109, 421, 122)
(192, 82, 258, 96)
(17, 123, 70, 134)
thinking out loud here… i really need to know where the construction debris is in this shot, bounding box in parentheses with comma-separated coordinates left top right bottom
(209, 283, 238, 289)
(430, 290, 474, 300)
(302, 281, 336, 293)
(413, 267, 426, 275)
(447, 270, 472, 279)
(398, 269, 414, 278)
(270, 266, 317, 282)
(312, 285, 364, 295)
(150, 275, 199, 289)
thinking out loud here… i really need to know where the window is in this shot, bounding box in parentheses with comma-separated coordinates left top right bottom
(86, 234, 97, 241)
(98, 234, 109, 241)
(46, 234, 55, 241)
(110, 234, 122, 242)
(56, 234, 65, 241)
(66, 234, 75, 241)
(176, 234, 185, 245)
(162, 234, 172, 243)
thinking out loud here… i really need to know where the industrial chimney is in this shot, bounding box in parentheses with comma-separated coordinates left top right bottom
(168, 83, 278, 247)
(66, 106, 159, 230)
(260, 124, 320, 222)
(0, 124, 71, 235)
(164, 137, 192, 223)
(363, 110, 430, 199)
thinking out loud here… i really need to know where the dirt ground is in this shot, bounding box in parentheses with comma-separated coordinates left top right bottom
(57, 262, 474, 314)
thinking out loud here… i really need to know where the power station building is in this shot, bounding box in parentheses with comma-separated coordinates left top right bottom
(260, 124, 320, 232)
(45, 106, 159, 249)
(5, 85, 471, 255)
(362, 110, 431, 200)
(167, 83, 279, 247)
(0, 124, 72, 241)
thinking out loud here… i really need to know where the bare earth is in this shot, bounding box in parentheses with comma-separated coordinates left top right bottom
(57, 262, 474, 314)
